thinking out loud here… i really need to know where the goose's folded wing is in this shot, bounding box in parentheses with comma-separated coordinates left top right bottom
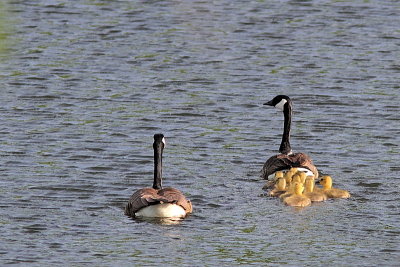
(125, 188, 162, 216)
(158, 187, 193, 213)
(262, 153, 318, 179)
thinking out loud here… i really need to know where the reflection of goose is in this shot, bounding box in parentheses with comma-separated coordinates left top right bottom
(318, 176, 351, 199)
(125, 134, 193, 218)
(261, 95, 318, 180)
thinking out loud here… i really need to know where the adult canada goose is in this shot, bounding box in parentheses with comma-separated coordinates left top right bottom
(261, 95, 318, 180)
(125, 134, 193, 218)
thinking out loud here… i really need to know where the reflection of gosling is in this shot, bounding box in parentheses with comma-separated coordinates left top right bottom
(319, 176, 350, 199)
(283, 182, 311, 207)
(304, 176, 327, 202)
(269, 177, 287, 197)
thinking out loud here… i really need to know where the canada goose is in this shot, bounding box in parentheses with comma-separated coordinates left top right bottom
(261, 95, 318, 180)
(283, 182, 311, 207)
(269, 177, 287, 197)
(125, 134, 193, 218)
(304, 176, 327, 202)
(318, 176, 351, 199)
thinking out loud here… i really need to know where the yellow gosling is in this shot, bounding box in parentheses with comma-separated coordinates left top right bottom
(319, 176, 351, 199)
(275, 171, 284, 178)
(283, 182, 311, 207)
(279, 182, 295, 199)
(311, 176, 326, 194)
(280, 173, 301, 198)
(297, 171, 307, 184)
(305, 175, 315, 184)
(263, 170, 285, 190)
(269, 177, 287, 197)
(312, 184, 324, 194)
(291, 174, 301, 184)
(304, 176, 327, 202)
(284, 171, 294, 185)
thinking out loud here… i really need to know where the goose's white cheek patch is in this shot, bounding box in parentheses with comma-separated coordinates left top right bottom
(275, 99, 287, 111)
(162, 137, 166, 146)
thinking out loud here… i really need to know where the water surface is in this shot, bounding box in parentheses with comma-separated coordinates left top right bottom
(0, 0, 399, 266)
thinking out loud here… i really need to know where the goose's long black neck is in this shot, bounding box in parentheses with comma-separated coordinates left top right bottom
(153, 144, 163, 190)
(280, 102, 292, 155)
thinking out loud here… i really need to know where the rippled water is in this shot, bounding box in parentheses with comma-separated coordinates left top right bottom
(1, 0, 399, 266)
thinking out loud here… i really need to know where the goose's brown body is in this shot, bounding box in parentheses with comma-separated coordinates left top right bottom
(262, 153, 318, 180)
(125, 187, 193, 217)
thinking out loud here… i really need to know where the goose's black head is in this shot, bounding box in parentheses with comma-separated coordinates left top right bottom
(153, 133, 165, 149)
(264, 95, 292, 111)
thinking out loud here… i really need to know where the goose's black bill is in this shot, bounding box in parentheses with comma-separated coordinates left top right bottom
(263, 100, 274, 106)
